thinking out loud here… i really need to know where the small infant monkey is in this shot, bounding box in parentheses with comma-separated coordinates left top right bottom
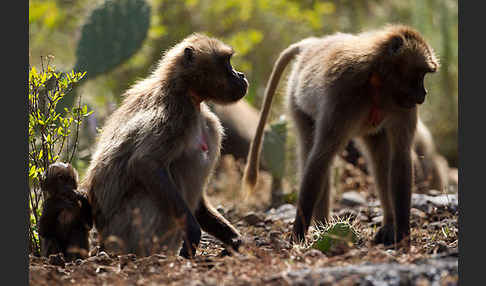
(39, 162, 92, 260)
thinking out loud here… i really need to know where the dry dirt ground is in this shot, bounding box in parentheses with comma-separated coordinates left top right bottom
(29, 155, 459, 285)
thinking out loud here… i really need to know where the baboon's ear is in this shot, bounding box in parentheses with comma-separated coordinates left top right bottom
(184, 46, 195, 63)
(388, 36, 403, 55)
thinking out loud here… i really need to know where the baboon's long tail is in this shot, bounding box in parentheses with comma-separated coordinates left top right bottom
(242, 43, 302, 197)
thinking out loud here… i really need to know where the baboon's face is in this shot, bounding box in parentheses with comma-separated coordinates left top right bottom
(212, 52, 249, 103)
(182, 42, 248, 104)
(45, 163, 78, 194)
(384, 54, 437, 109)
(388, 64, 432, 109)
(379, 34, 438, 109)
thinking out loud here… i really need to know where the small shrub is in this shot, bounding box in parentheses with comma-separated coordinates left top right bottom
(28, 56, 91, 255)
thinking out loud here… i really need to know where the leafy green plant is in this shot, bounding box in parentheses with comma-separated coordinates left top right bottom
(28, 57, 91, 255)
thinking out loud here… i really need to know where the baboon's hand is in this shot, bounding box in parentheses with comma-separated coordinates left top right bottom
(373, 225, 410, 246)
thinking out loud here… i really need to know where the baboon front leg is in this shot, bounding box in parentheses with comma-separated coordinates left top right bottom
(387, 142, 413, 245)
(360, 131, 395, 244)
(374, 123, 414, 246)
(195, 194, 241, 252)
(292, 109, 350, 243)
(312, 173, 332, 225)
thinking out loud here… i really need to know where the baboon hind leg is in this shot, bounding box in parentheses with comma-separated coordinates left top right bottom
(288, 95, 315, 184)
(290, 96, 331, 228)
(292, 107, 351, 243)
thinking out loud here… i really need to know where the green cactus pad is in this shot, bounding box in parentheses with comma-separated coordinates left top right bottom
(311, 222, 359, 254)
(262, 118, 287, 179)
(74, 0, 151, 79)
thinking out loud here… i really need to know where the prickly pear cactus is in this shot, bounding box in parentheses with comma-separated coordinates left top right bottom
(311, 221, 359, 255)
(262, 117, 287, 180)
(74, 0, 151, 79)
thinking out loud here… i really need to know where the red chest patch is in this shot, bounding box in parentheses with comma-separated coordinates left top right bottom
(200, 140, 208, 152)
(197, 131, 209, 152)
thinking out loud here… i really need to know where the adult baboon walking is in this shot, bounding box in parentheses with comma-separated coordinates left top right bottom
(243, 25, 439, 246)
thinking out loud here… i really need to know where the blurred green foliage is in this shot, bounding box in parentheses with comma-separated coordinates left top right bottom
(28, 58, 91, 255)
(29, 0, 458, 176)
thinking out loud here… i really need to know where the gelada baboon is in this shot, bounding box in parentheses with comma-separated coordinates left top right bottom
(39, 162, 92, 260)
(82, 34, 248, 257)
(243, 25, 439, 245)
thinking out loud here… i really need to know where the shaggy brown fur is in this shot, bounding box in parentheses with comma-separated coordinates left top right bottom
(243, 25, 439, 246)
(82, 34, 248, 257)
(39, 162, 92, 260)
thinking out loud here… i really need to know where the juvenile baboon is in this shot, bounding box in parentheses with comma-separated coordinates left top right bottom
(39, 162, 92, 260)
(82, 34, 248, 257)
(243, 25, 439, 245)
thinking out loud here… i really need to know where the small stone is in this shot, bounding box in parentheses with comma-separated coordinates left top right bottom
(340, 191, 366, 207)
(243, 212, 263, 225)
(337, 208, 359, 221)
(411, 194, 458, 213)
(305, 248, 326, 258)
(153, 254, 166, 260)
(98, 251, 111, 258)
(266, 204, 296, 223)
